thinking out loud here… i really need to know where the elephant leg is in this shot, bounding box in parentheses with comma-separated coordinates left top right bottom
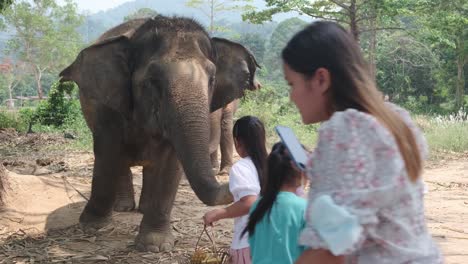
(79, 106, 129, 232)
(79, 146, 129, 232)
(209, 109, 222, 172)
(138, 167, 151, 213)
(135, 149, 181, 252)
(219, 101, 237, 174)
(113, 169, 136, 212)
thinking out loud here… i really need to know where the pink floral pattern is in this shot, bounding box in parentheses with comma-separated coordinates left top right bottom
(299, 103, 443, 263)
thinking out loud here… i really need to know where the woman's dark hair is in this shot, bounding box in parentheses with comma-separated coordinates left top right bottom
(233, 116, 267, 192)
(242, 142, 299, 237)
(281, 21, 422, 182)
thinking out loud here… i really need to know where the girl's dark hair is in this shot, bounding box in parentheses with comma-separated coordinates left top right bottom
(282, 21, 422, 182)
(233, 116, 267, 192)
(242, 142, 299, 237)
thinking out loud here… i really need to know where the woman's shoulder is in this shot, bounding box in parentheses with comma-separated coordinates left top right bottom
(318, 107, 384, 142)
(320, 103, 419, 138)
(316, 103, 428, 159)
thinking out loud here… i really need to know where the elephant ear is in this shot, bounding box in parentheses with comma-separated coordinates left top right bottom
(59, 34, 134, 119)
(210, 37, 261, 112)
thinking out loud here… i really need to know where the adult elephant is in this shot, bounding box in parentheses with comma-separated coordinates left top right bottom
(59, 16, 261, 252)
(209, 38, 261, 175)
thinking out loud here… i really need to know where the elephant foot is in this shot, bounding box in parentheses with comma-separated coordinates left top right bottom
(114, 196, 136, 212)
(135, 230, 175, 252)
(79, 210, 112, 233)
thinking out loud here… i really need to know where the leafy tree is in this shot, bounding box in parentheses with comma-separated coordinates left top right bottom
(34, 81, 79, 127)
(235, 33, 267, 64)
(0, 0, 13, 30)
(413, 0, 467, 110)
(242, 0, 411, 79)
(0, 0, 13, 12)
(3, 0, 84, 99)
(376, 32, 440, 109)
(186, 0, 254, 34)
(123, 7, 158, 21)
(243, 0, 407, 42)
(0, 58, 26, 108)
(264, 18, 307, 81)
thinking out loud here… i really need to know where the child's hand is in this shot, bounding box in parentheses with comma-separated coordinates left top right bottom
(203, 208, 225, 226)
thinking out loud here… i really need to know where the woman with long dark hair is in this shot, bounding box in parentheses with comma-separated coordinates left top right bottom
(281, 21, 442, 263)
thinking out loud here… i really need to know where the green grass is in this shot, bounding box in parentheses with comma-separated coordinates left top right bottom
(414, 113, 468, 153)
(0, 109, 27, 131)
(236, 92, 318, 150)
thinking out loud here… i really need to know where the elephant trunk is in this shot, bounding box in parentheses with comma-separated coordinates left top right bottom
(165, 81, 232, 206)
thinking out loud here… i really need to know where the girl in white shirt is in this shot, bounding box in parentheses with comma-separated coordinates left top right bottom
(203, 115, 267, 264)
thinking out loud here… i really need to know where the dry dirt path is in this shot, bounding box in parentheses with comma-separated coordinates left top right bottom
(424, 159, 468, 264)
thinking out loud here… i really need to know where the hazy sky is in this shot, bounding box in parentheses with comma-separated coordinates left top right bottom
(57, 0, 132, 13)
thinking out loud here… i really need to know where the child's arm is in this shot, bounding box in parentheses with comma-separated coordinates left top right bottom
(295, 249, 345, 264)
(203, 195, 257, 225)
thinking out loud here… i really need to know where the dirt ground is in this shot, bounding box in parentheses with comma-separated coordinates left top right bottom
(0, 129, 467, 263)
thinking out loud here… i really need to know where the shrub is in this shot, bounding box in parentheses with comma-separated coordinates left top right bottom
(0, 110, 21, 130)
(34, 81, 79, 127)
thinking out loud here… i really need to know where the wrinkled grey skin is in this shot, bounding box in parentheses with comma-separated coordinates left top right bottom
(209, 38, 261, 175)
(59, 16, 260, 252)
(209, 100, 239, 174)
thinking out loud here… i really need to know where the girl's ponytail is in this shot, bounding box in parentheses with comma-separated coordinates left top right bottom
(242, 143, 298, 237)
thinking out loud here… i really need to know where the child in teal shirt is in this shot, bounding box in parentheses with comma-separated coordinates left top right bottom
(242, 142, 307, 264)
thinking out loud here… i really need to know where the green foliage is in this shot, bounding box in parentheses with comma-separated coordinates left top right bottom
(185, 0, 254, 33)
(59, 106, 92, 150)
(2, 0, 85, 98)
(233, 33, 267, 64)
(409, 0, 467, 110)
(0, 0, 12, 12)
(236, 81, 318, 149)
(376, 32, 442, 110)
(34, 81, 80, 127)
(263, 18, 307, 80)
(242, 0, 408, 40)
(414, 112, 468, 154)
(123, 8, 158, 21)
(0, 110, 22, 130)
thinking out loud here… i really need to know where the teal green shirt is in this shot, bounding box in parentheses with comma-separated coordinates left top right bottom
(248, 192, 307, 264)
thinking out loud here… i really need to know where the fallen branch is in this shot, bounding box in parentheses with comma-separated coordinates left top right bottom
(61, 175, 89, 201)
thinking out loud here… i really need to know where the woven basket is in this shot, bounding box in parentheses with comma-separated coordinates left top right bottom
(189, 225, 229, 264)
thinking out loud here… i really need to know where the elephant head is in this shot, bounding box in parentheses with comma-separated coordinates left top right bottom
(210, 37, 261, 112)
(59, 17, 245, 206)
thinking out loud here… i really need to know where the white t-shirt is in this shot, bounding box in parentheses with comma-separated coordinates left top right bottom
(229, 157, 261, 250)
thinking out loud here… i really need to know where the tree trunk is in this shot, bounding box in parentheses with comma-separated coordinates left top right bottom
(368, 14, 377, 81)
(7, 81, 14, 109)
(349, 0, 360, 42)
(455, 37, 465, 110)
(34, 65, 43, 99)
